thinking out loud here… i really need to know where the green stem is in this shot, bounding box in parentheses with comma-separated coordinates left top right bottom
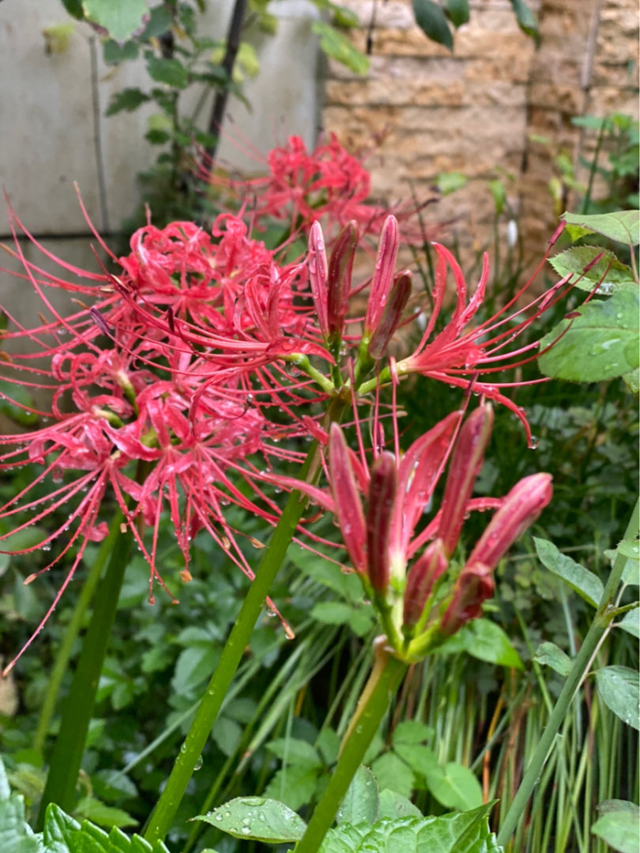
(144, 399, 347, 843)
(496, 496, 639, 848)
(33, 513, 124, 756)
(37, 525, 133, 826)
(294, 643, 408, 853)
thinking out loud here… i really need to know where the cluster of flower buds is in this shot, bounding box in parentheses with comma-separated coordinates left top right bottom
(291, 406, 552, 661)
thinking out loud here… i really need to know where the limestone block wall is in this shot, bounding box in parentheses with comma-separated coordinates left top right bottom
(322, 0, 638, 261)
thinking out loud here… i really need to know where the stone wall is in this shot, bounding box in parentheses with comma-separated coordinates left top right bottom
(322, 0, 639, 262)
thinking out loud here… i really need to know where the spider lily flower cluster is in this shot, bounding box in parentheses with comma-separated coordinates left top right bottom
(0, 145, 565, 673)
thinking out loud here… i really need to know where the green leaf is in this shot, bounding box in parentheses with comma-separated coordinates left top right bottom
(596, 666, 639, 730)
(337, 766, 379, 825)
(103, 40, 139, 64)
(263, 765, 321, 811)
(437, 619, 524, 669)
(377, 789, 421, 819)
(312, 22, 370, 74)
(194, 797, 307, 843)
(171, 645, 219, 696)
(142, 5, 173, 38)
(106, 88, 150, 117)
(436, 172, 467, 195)
(267, 738, 323, 768)
(0, 758, 10, 800)
(412, 0, 453, 50)
(488, 179, 506, 214)
(548, 246, 637, 295)
(146, 56, 190, 89)
(392, 720, 434, 746)
(508, 0, 539, 41)
(43, 803, 81, 843)
(534, 641, 573, 676)
(74, 797, 137, 829)
(317, 729, 341, 766)
(318, 803, 496, 853)
(622, 368, 639, 394)
(393, 745, 482, 811)
(444, 0, 469, 28)
(534, 538, 604, 606)
(592, 800, 640, 853)
(538, 290, 640, 384)
(212, 716, 243, 758)
(561, 210, 640, 245)
(371, 753, 415, 798)
(61, 0, 85, 19)
(0, 793, 41, 853)
(617, 608, 640, 639)
(82, 0, 150, 43)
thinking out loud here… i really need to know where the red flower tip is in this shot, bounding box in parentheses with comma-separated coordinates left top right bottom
(468, 473, 553, 569)
(364, 215, 399, 335)
(439, 561, 494, 638)
(403, 538, 448, 627)
(368, 270, 412, 360)
(308, 221, 329, 336)
(366, 451, 398, 594)
(328, 423, 366, 574)
(439, 404, 494, 557)
(327, 221, 358, 340)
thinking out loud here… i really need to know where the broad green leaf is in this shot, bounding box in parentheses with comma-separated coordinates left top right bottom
(412, 0, 453, 50)
(0, 757, 10, 800)
(142, 5, 173, 38)
(371, 753, 415, 798)
(337, 766, 379, 825)
(106, 88, 150, 117)
(318, 803, 496, 853)
(508, 0, 538, 41)
(194, 797, 307, 843)
(437, 619, 524, 669)
(534, 538, 604, 606)
(263, 765, 320, 811)
(311, 601, 356, 625)
(436, 172, 467, 195)
(596, 666, 639, 730)
(377, 789, 421, 819)
(548, 246, 637, 295)
(317, 729, 341, 765)
(82, 0, 150, 43)
(103, 40, 139, 64)
(622, 368, 639, 394)
(445, 0, 469, 28)
(171, 645, 219, 696)
(534, 641, 573, 676)
(562, 210, 640, 246)
(617, 608, 639, 639)
(392, 720, 434, 746)
(61, 0, 84, 19)
(74, 797, 137, 829)
(266, 738, 323, 768)
(489, 179, 506, 214)
(212, 716, 243, 758)
(538, 290, 639, 383)
(0, 795, 41, 853)
(146, 57, 190, 89)
(592, 799, 640, 853)
(618, 539, 640, 561)
(312, 22, 369, 74)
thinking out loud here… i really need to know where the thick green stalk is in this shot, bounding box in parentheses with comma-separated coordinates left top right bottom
(497, 497, 639, 848)
(294, 644, 408, 853)
(33, 513, 124, 755)
(37, 526, 133, 826)
(145, 397, 348, 842)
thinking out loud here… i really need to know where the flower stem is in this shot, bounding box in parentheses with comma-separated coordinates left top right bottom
(144, 399, 347, 843)
(294, 642, 408, 853)
(496, 496, 639, 848)
(33, 513, 124, 756)
(36, 524, 133, 827)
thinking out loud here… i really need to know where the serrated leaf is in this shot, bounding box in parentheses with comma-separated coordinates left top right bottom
(146, 56, 190, 89)
(0, 795, 41, 853)
(534, 641, 573, 676)
(509, 0, 539, 41)
(103, 40, 139, 64)
(106, 88, 150, 117)
(437, 619, 524, 669)
(392, 720, 434, 746)
(534, 538, 604, 606)
(596, 666, 639, 730)
(617, 608, 640, 638)
(592, 799, 640, 853)
(538, 290, 639, 384)
(75, 797, 137, 829)
(267, 738, 322, 768)
(337, 766, 379, 825)
(444, 0, 469, 28)
(562, 210, 640, 245)
(195, 797, 307, 842)
(548, 246, 637, 295)
(263, 765, 321, 811)
(377, 789, 421, 819)
(371, 753, 415, 798)
(312, 22, 369, 74)
(412, 0, 453, 50)
(82, 0, 150, 43)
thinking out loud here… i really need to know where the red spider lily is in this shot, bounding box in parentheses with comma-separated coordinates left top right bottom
(396, 228, 571, 446)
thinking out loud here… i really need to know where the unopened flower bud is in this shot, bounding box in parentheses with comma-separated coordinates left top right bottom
(327, 221, 358, 339)
(364, 215, 399, 335)
(403, 538, 448, 627)
(308, 221, 329, 337)
(468, 473, 553, 569)
(366, 452, 397, 593)
(439, 561, 494, 637)
(328, 423, 366, 574)
(368, 270, 412, 359)
(439, 404, 493, 557)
